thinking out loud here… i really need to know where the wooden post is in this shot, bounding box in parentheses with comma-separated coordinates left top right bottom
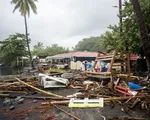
(92, 51, 101, 72)
(127, 53, 131, 77)
(107, 49, 118, 72)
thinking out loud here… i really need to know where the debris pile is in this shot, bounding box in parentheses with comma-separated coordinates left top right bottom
(0, 69, 150, 120)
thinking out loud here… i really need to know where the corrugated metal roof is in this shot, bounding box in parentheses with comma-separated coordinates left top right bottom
(47, 51, 98, 59)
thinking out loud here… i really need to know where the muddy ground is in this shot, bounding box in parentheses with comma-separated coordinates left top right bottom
(0, 88, 149, 120)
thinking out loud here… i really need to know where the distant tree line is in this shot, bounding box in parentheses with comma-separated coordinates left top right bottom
(32, 42, 69, 56)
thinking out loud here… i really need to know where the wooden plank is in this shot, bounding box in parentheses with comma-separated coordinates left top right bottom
(0, 90, 27, 94)
(127, 53, 131, 77)
(86, 71, 111, 75)
(15, 77, 66, 98)
(92, 51, 102, 72)
(112, 64, 127, 66)
(41, 95, 150, 105)
(86, 74, 111, 79)
(107, 49, 118, 72)
(96, 58, 113, 61)
(97, 55, 113, 59)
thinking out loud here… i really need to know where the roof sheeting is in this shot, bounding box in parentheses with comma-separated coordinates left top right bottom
(47, 52, 98, 59)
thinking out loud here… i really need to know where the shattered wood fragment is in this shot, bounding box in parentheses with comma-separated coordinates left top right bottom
(0, 90, 27, 94)
(108, 116, 146, 120)
(0, 93, 10, 97)
(41, 101, 69, 105)
(51, 103, 81, 120)
(15, 77, 66, 98)
(21, 95, 69, 100)
(104, 95, 150, 101)
(69, 85, 84, 89)
(130, 98, 141, 108)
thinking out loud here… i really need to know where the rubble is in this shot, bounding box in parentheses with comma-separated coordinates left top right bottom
(17, 98, 24, 104)
(3, 98, 11, 106)
(38, 73, 69, 88)
(33, 100, 38, 103)
(0, 68, 150, 120)
(9, 105, 15, 110)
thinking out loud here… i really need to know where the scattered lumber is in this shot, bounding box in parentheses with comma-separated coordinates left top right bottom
(0, 90, 27, 94)
(41, 95, 150, 105)
(0, 93, 10, 97)
(15, 77, 66, 98)
(21, 95, 69, 100)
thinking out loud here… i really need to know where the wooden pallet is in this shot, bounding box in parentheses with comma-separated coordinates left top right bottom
(86, 49, 130, 79)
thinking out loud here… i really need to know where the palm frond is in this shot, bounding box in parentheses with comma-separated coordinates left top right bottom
(12, 0, 22, 13)
(28, 0, 37, 14)
(11, 0, 19, 4)
(11, 0, 37, 16)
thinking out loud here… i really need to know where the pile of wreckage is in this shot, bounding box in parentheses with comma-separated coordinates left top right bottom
(0, 50, 150, 120)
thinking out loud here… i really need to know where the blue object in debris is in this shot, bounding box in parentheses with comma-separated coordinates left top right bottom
(128, 82, 142, 90)
(100, 67, 107, 72)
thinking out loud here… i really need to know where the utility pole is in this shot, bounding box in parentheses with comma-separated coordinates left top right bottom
(119, 0, 128, 52)
(118, 0, 125, 71)
(119, 0, 122, 35)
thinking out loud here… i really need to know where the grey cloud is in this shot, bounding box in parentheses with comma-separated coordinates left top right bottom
(0, 0, 119, 48)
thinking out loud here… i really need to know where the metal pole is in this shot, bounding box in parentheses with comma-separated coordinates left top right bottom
(119, 0, 122, 34)
(119, 0, 125, 71)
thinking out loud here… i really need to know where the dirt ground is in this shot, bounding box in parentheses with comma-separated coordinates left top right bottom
(0, 88, 149, 120)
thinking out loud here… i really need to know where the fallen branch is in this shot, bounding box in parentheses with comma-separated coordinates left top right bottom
(15, 77, 66, 98)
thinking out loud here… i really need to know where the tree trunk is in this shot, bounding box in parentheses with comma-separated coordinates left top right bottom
(131, 0, 150, 72)
(24, 14, 33, 68)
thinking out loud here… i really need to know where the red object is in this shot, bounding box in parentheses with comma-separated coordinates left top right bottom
(130, 54, 138, 61)
(115, 86, 133, 96)
(97, 68, 100, 72)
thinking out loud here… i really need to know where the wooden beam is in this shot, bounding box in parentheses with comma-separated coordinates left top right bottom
(15, 77, 66, 98)
(41, 95, 150, 105)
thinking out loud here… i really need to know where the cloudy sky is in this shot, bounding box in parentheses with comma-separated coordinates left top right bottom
(0, 0, 119, 49)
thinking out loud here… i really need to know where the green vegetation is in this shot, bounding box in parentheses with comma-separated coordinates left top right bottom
(74, 0, 150, 54)
(32, 43, 70, 56)
(45, 68, 66, 73)
(0, 33, 27, 66)
(74, 36, 105, 52)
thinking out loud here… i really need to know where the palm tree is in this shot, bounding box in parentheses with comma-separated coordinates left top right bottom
(11, 0, 37, 68)
(131, 0, 150, 72)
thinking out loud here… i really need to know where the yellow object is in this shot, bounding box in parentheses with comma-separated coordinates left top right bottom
(68, 98, 104, 108)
